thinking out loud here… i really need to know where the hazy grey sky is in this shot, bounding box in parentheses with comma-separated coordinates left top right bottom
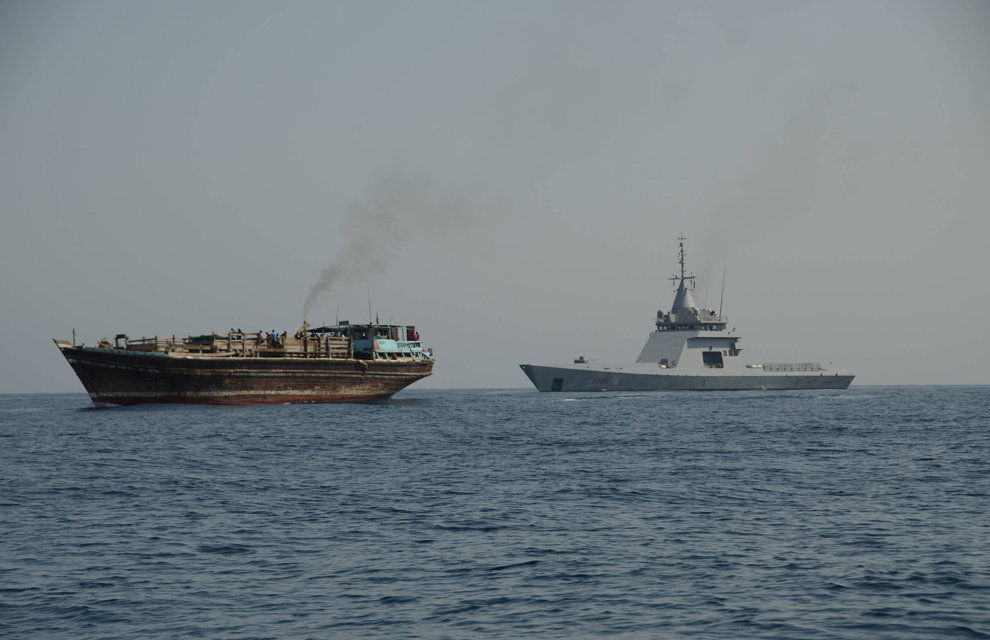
(2, 0, 989, 392)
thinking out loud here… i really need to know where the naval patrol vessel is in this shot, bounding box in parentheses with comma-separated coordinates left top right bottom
(520, 236, 854, 392)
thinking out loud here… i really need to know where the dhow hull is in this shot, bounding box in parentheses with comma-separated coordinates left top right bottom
(60, 345, 432, 405)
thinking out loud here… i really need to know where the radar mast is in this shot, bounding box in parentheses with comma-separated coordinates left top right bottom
(669, 234, 696, 291)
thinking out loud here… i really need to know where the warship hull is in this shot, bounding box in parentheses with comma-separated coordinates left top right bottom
(59, 344, 432, 405)
(520, 364, 854, 392)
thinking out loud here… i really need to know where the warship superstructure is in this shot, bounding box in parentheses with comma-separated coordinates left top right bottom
(55, 321, 433, 405)
(520, 236, 854, 392)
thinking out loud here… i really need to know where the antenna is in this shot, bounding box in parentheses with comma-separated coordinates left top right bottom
(335, 301, 340, 325)
(718, 267, 726, 317)
(366, 280, 373, 325)
(668, 234, 696, 289)
(703, 270, 710, 309)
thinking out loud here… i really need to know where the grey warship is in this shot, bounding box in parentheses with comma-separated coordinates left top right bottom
(520, 236, 854, 392)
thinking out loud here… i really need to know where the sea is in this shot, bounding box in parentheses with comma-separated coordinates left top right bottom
(1, 387, 987, 639)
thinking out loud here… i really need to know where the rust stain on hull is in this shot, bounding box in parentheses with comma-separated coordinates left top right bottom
(59, 345, 432, 406)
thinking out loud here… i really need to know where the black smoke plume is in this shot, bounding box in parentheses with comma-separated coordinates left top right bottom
(303, 175, 477, 319)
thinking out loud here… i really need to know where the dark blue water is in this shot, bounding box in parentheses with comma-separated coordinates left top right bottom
(1, 388, 987, 639)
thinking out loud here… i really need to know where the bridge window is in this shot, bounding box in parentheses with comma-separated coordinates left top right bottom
(702, 351, 724, 368)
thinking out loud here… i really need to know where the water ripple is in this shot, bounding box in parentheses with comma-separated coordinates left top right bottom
(0, 387, 988, 638)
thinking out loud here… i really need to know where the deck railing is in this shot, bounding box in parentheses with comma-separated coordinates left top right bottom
(117, 333, 353, 358)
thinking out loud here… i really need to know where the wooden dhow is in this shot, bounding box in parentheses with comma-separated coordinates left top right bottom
(55, 322, 433, 405)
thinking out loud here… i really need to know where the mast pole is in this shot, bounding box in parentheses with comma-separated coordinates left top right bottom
(718, 267, 726, 317)
(669, 234, 696, 291)
(366, 278, 373, 325)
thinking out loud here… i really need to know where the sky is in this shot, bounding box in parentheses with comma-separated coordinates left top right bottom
(1, 0, 989, 392)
